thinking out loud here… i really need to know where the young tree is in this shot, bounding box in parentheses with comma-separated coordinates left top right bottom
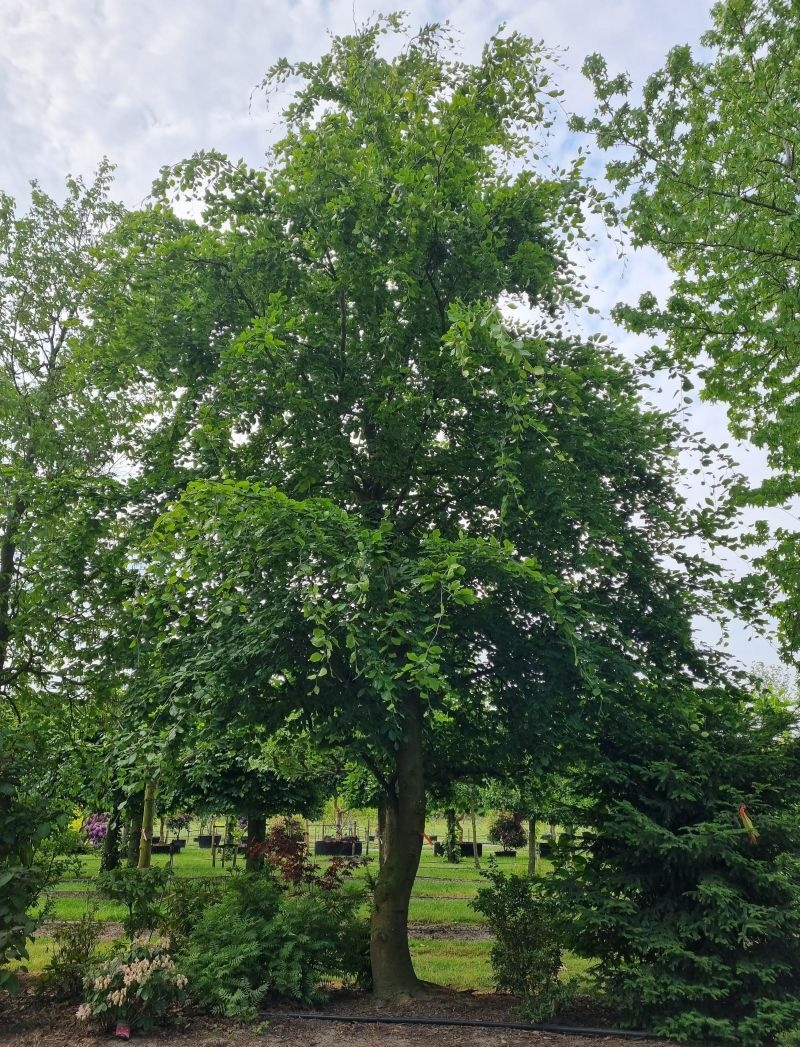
(129, 19, 732, 997)
(573, 0, 800, 650)
(553, 677, 800, 1044)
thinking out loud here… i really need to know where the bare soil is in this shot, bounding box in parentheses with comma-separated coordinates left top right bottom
(0, 979, 672, 1047)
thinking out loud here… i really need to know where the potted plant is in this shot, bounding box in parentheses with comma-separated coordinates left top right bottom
(487, 811, 527, 857)
(314, 834, 363, 856)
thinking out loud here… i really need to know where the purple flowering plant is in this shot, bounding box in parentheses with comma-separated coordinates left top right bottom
(83, 813, 109, 847)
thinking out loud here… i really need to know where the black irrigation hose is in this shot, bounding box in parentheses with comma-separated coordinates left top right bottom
(260, 1011, 666, 1039)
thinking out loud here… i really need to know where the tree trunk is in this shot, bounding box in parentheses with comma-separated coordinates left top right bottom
(527, 817, 538, 876)
(0, 496, 25, 685)
(223, 815, 236, 868)
(125, 794, 144, 867)
(377, 802, 386, 869)
(470, 807, 480, 869)
(370, 694, 426, 999)
(245, 813, 266, 872)
(137, 782, 156, 869)
(444, 808, 460, 863)
(100, 792, 123, 873)
(211, 818, 219, 867)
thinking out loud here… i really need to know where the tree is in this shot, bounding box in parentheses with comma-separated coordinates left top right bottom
(573, 0, 800, 652)
(552, 676, 800, 1044)
(483, 765, 583, 873)
(0, 166, 137, 719)
(128, 19, 733, 997)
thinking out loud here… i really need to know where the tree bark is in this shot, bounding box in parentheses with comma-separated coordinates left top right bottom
(377, 801, 386, 869)
(370, 694, 426, 999)
(470, 807, 480, 869)
(137, 782, 156, 868)
(444, 808, 460, 863)
(125, 793, 144, 867)
(100, 791, 123, 873)
(0, 496, 24, 691)
(245, 812, 266, 872)
(527, 817, 538, 876)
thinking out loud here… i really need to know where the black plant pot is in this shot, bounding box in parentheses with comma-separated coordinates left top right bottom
(314, 839, 363, 856)
(196, 834, 221, 849)
(537, 841, 552, 858)
(494, 849, 517, 857)
(173, 838, 187, 849)
(459, 842, 482, 858)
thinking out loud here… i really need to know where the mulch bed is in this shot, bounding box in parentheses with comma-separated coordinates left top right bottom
(0, 979, 674, 1047)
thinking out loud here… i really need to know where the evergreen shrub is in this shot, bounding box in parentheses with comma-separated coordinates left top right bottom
(552, 686, 800, 1044)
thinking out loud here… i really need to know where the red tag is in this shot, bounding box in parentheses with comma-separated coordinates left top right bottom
(115, 1023, 131, 1040)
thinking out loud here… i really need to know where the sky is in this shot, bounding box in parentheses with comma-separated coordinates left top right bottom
(0, 0, 788, 669)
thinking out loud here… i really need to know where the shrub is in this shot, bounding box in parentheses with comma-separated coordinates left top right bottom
(77, 934, 186, 1032)
(166, 813, 191, 836)
(551, 686, 800, 1045)
(98, 866, 172, 938)
(177, 871, 369, 1018)
(159, 876, 230, 946)
(40, 907, 103, 998)
(249, 816, 366, 889)
(82, 814, 109, 848)
(0, 726, 64, 993)
(471, 860, 571, 1021)
(487, 812, 528, 850)
(177, 874, 282, 1019)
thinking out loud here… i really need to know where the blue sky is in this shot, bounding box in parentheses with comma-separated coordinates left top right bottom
(0, 0, 786, 668)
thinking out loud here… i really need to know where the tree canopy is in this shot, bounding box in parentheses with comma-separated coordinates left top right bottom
(110, 17, 740, 996)
(573, 0, 800, 654)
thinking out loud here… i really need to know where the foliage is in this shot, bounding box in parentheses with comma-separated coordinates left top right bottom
(551, 683, 800, 1045)
(0, 165, 140, 719)
(98, 866, 173, 938)
(176, 875, 280, 1019)
(40, 907, 103, 999)
(106, 15, 737, 993)
(487, 812, 527, 850)
(250, 816, 366, 888)
(77, 934, 186, 1032)
(471, 861, 571, 1021)
(177, 871, 369, 1018)
(0, 723, 65, 993)
(574, 0, 800, 651)
(166, 813, 190, 836)
(158, 876, 230, 946)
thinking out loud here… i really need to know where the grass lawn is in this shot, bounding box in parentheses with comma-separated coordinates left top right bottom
(410, 939, 495, 991)
(31, 896, 127, 922)
(408, 898, 486, 925)
(23, 821, 568, 995)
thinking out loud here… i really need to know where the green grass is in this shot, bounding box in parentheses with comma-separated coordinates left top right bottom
(408, 940, 592, 993)
(31, 896, 126, 922)
(7, 937, 56, 974)
(408, 898, 486, 924)
(16, 826, 599, 1005)
(410, 938, 495, 991)
(410, 878, 477, 899)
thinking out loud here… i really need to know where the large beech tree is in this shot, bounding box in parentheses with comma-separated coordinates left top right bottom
(126, 20, 732, 997)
